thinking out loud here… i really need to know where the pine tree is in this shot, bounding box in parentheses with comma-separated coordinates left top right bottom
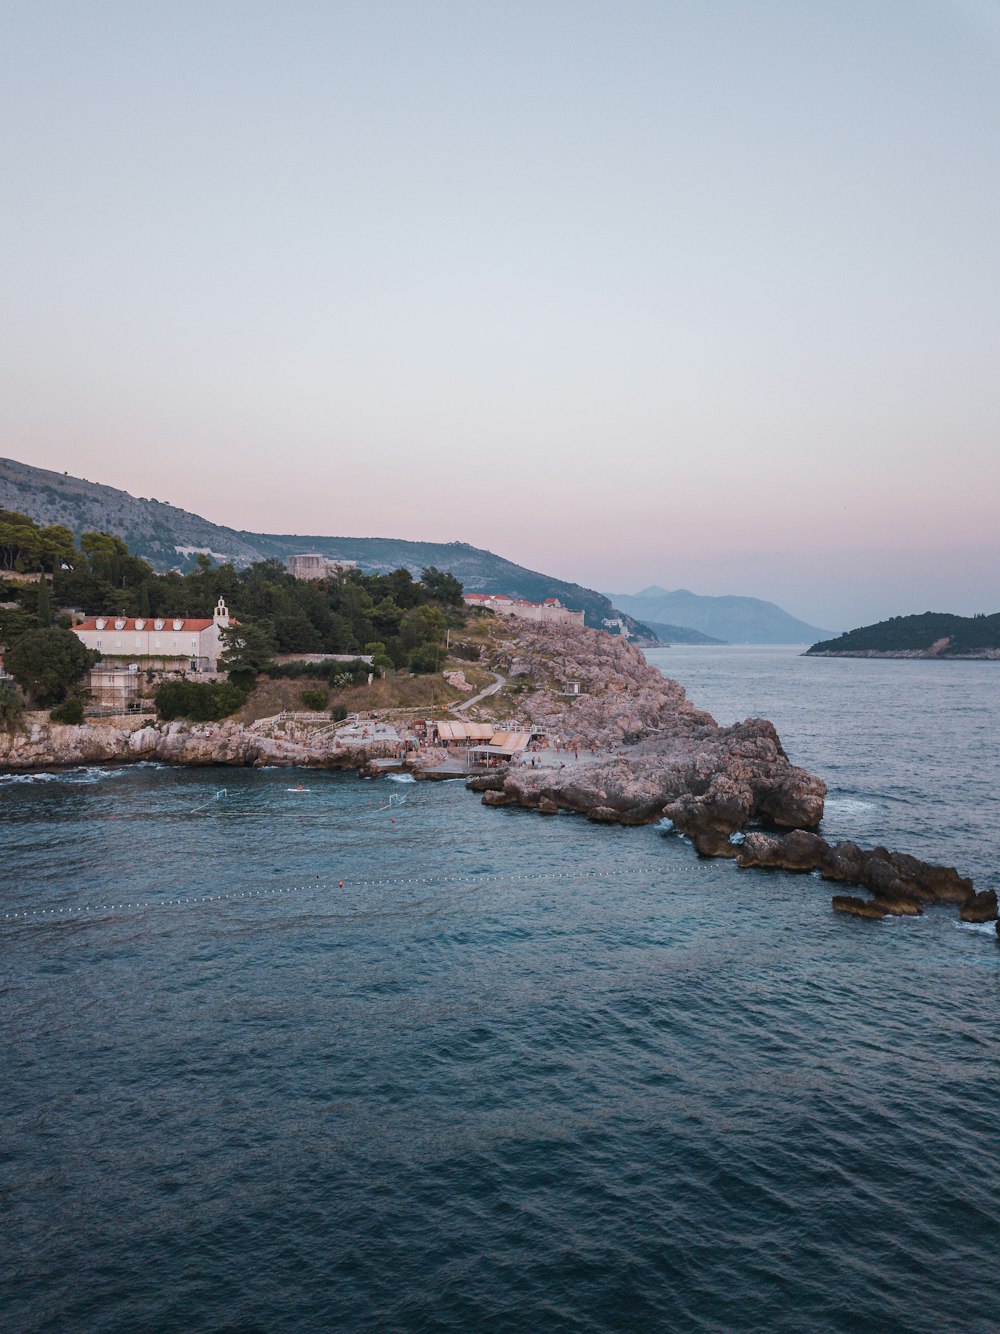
(36, 578, 52, 628)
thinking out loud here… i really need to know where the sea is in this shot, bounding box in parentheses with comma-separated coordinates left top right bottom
(3, 645, 999, 1333)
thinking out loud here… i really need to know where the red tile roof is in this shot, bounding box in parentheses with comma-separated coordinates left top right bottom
(75, 617, 214, 632)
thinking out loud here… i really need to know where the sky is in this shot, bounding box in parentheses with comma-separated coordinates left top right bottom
(1, 0, 998, 630)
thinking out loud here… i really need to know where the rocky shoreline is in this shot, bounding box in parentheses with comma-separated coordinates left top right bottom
(805, 649, 1000, 660)
(3, 619, 996, 935)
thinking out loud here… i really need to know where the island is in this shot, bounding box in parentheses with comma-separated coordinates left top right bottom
(806, 611, 1000, 659)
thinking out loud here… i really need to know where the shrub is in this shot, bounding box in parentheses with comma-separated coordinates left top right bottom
(449, 641, 481, 661)
(330, 705, 348, 722)
(300, 688, 328, 710)
(269, 658, 374, 685)
(228, 667, 257, 692)
(155, 679, 247, 722)
(50, 697, 85, 725)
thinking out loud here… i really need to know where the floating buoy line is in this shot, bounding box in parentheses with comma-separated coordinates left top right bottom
(189, 788, 228, 813)
(2, 868, 616, 924)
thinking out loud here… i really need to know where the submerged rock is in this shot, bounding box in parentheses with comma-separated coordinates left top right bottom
(869, 895, 923, 917)
(832, 896, 887, 920)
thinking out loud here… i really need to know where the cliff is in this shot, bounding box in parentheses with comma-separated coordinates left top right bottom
(463, 619, 825, 850)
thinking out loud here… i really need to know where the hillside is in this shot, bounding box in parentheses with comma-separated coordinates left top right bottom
(807, 612, 1000, 658)
(608, 585, 835, 644)
(0, 457, 652, 636)
(643, 621, 725, 645)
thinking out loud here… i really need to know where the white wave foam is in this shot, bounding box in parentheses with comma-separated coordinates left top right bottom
(387, 773, 416, 783)
(0, 766, 128, 785)
(824, 798, 878, 817)
(955, 920, 999, 937)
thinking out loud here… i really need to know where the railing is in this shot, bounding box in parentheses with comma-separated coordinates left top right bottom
(84, 704, 155, 719)
(249, 710, 344, 735)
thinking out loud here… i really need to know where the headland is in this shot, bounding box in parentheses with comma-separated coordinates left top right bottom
(2, 616, 995, 931)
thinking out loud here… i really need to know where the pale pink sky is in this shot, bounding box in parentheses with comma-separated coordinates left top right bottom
(3, 1, 998, 629)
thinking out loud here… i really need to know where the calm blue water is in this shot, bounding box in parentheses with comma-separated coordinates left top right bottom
(3, 648, 999, 1333)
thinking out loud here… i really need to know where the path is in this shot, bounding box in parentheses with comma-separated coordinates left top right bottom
(451, 670, 506, 715)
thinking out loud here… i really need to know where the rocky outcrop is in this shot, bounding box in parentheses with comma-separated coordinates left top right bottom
(961, 890, 999, 924)
(833, 896, 890, 920)
(473, 727, 824, 840)
(737, 829, 830, 872)
(469, 626, 829, 854)
(734, 829, 990, 924)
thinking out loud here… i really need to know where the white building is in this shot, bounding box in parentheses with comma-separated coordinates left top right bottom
(285, 553, 357, 581)
(73, 597, 234, 673)
(463, 593, 586, 627)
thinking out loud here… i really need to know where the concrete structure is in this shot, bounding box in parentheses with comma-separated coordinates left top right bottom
(602, 617, 632, 640)
(285, 554, 357, 581)
(73, 597, 234, 672)
(463, 592, 585, 627)
(87, 666, 142, 711)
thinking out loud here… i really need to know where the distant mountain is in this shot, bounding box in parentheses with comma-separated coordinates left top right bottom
(643, 621, 725, 645)
(0, 457, 653, 636)
(609, 585, 836, 644)
(806, 611, 1000, 658)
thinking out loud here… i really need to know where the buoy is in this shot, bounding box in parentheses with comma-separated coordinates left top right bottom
(338, 880, 344, 888)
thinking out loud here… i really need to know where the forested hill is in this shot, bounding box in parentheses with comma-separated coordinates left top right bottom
(807, 612, 1000, 657)
(0, 457, 651, 635)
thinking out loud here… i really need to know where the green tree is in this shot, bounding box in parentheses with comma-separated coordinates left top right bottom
(36, 578, 52, 628)
(0, 682, 24, 730)
(0, 604, 34, 646)
(364, 640, 395, 671)
(400, 604, 446, 652)
(6, 628, 97, 706)
(38, 525, 77, 572)
(219, 621, 275, 679)
(420, 566, 464, 606)
(409, 644, 440, 673)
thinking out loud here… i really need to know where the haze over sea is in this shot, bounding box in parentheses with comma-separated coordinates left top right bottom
(4, 647, 999, 1333)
